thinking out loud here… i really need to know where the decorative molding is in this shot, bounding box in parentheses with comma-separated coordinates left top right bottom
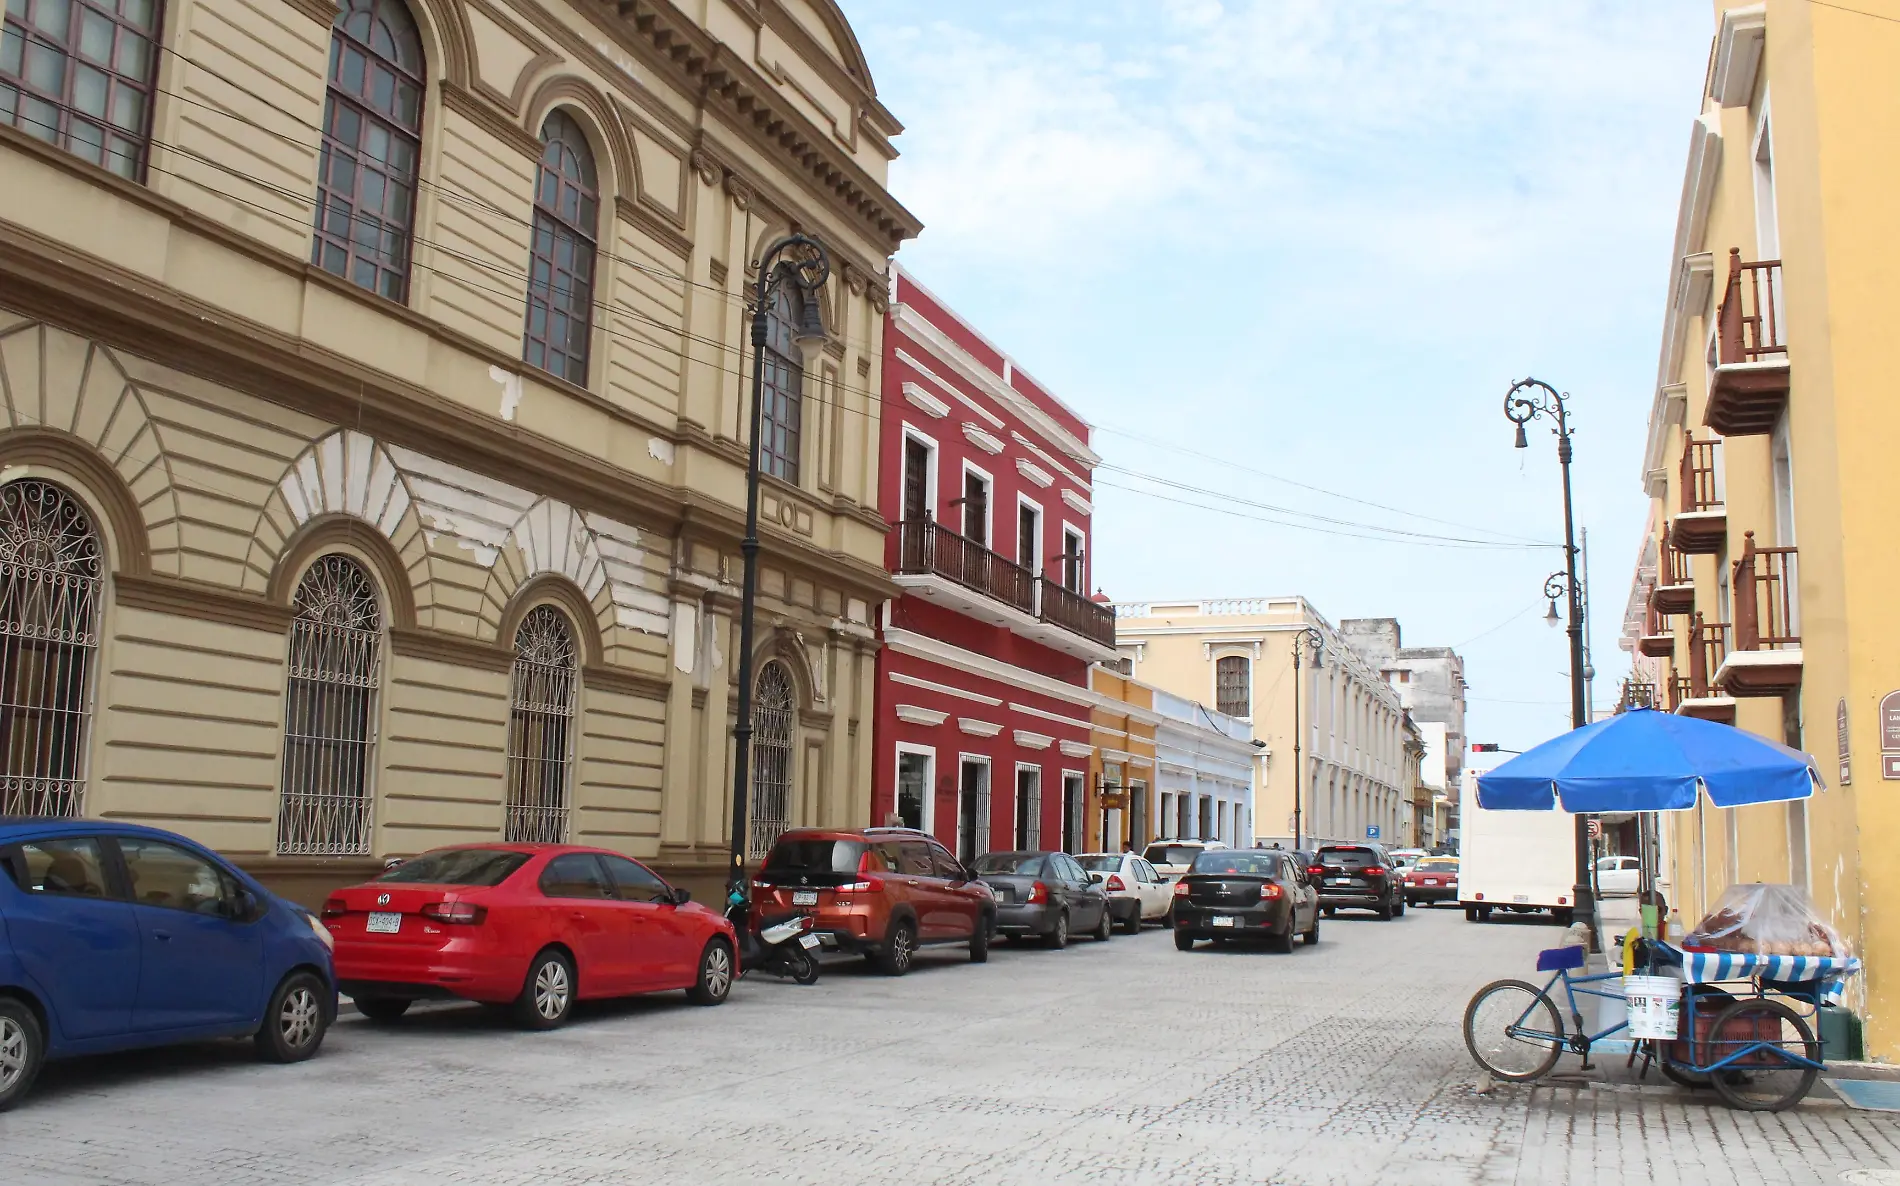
(887, 669, 1003, 707)
(284, 0, 338, 25)
(614, 195, 694, 260)
(583, 662, 673, 700)
(723, 171, 755, 211)
(1013, 730, 1053, 750)
(114, 573, 294, 633)
(389, 626, 514, 672)
(689, 147, 721, 187)
(1015, 458, 1052, 488)
(439, 81, 543, 161)
(1710, 5, 1767, 108)
(895, 704, 950, 727)
(1008, 701, 1093, 732)
(1011, 431, 1087, 490)
(893, 348, 1003, 429)
(901, 382, 949, 419)
(957, 717, 1004, 737)
(1058, 740, 1094, 759)
(962, 423, 1004, 455)
(1060, 489, 1092, 516)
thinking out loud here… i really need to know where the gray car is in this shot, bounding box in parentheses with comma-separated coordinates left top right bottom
(973, 851, 1112, 948)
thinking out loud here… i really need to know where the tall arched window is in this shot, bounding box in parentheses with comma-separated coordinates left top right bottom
(1, 0, 161, 179)
(1215, 655, 1249, 717)
(0, 480, 103, 817)
(747, 660, 795, 860)
(311, 0, 424, 302)
(505, 605, 577, 843)
(758, 285, 803, 483)
(277, 555, 383, 855)
(523, 110, 598, 385)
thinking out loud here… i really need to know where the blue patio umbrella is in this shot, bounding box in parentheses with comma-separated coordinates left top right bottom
(1475, 707, 1821, 813)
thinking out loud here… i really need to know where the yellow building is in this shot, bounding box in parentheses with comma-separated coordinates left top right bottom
(1622, 0, 1900, 1057)
(0, 0, 918, 902)
(1085, 667, 1158, 853)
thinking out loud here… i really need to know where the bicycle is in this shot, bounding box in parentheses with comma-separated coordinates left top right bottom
(1463, 944, 1626, 1083)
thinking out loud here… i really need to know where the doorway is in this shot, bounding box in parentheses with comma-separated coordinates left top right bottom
(895, 747, 932, 833)
(957, 757, 990, 864)
(1014, 765, 1041, 850)
(1062, 772, 1084, 853)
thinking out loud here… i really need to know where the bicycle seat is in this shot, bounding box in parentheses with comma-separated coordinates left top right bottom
(1536, 945, 1587, 972)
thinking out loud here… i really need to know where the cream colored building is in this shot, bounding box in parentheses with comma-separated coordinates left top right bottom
(0, 0, 918, 902)
(1113, 598, 1408, 848)
(1618, 0, 1900, 1058)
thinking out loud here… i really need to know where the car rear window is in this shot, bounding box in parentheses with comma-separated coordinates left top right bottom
(762, 838, 866, 875)
(973, 853, 1046, 875)
(1143, 845, 1204, 866)
(1417, 858, 1458, 872)
(379, 849, 530, 885)
(1076, 855, 1122, 872)
(1189, 852, 1280, 876)
(1318, 847, 1380, 867)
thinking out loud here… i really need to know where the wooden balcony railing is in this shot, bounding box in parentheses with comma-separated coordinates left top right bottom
(896, 519, 1035, 616)
(1733, 532, 1799, 651)
(1669, 675, 1692, 712)
(1680, 435, 1722, 513)
(1717, 248, 1785, 365)
(1686, 612, 1730, 698)
(1659, 525, 1690, 585)
(1037, 578, 1115, 649)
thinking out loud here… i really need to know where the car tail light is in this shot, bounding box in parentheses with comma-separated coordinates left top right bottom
(1261, 883, 1283, 900)
(1474, 892, 1485, 901)
(835, 878, 884, 894)
(751, 879, 775, 890)
(1558, 896, 1568, 906)
(321, 897, 346, 918)
(1307, 865, 1325, 878)
(1173, 881, 1190, 898)
(420, 901, 486, 925)
(1027, 881, 1049, 905)
(1364, 866, 1387, 876)
(1105, 875, 1126, 893)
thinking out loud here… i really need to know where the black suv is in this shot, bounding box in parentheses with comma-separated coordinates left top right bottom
(1312, 844, 1403, 919)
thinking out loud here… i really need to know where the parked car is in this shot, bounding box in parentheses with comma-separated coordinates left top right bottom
(751, 828, 992, 975)
(1076, 852, 1174, 933)
(1140, 840, 1222, 884)
(1172, 849, 1320, 952)
(1312, 843, 1403, 919)
(1595, 854, 1641, 897)
(1403, 856, 1460, 907)
(0, 819, 337, 1112)
(1388, 848, 1426, 876)
(325, 844, 736, 1029)
(974, 851, 1111, 947)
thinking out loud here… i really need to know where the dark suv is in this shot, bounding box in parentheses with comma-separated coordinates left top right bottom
(752, 828, 995, 975)
(1312, 844, 1404, 919)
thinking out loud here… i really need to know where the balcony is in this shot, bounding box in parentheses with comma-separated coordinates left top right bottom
(1714, 533, 1802, 697)
(893, 520, 1118, 663)
(1671, 435, 1726, 554)
(1651, 525, 1696, 615)
(1675, 612, 1736, 723)
(1704, 249, 1789, 436)
(1637, 594, 1674, 659)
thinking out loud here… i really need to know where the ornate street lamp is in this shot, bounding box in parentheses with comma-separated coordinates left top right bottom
(1289, 625, 1325, 851)
(1504, 376, 1595, 938)
(727, 234, 831, 901)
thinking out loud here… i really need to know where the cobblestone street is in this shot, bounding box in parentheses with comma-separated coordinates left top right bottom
(4, 907, 1895, 1185)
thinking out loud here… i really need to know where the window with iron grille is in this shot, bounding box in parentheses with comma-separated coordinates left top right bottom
(523, 111, 597, 385)
(0, 480, 102, 818)
(310, 0, 423, 302)
(276, 555, 382, 856)
(505, 605, 577, 843)
(758, 285, 802, 483)
(747, 660, 795, 861)
(1215, 655, 1250, 717)
(1, 0, 160, 179)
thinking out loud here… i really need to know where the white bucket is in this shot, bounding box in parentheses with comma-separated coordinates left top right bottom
(1624, 974, 1682, 1040)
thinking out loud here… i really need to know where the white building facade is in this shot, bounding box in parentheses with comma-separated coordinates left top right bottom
(1150, 689, 1256, 847)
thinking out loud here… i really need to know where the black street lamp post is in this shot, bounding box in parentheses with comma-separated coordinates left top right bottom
(1289, 625, 1325, 851)
(727, 234, 831, 903)
(1504, 376, 1595, 939)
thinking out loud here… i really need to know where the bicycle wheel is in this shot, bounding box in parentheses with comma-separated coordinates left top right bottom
(1706, 998, 1819, 1112)
(1464, 979, 1564, 1082)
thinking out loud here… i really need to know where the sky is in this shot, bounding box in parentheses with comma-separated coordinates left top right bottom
(841, 1, 1715, 753)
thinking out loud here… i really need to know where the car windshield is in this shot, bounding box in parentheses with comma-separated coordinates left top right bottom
(763, 839, 865, 875)
(1076, 855, 1123, 872)
(377, 849, 530, 886)
(1318, 848, 1380, 868)
(1417, 858, 1459, 872)
(1143, 845, 1204, 867)
(973, 853, 1046, 875)
(1189, 852, 1280, 876)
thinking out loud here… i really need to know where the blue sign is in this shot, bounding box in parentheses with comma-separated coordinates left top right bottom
(1366, 825, 1381, 839)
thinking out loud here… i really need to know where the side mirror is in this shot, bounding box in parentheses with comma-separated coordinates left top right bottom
(229, 888, 260, 921)
(672, 887, 692, 906)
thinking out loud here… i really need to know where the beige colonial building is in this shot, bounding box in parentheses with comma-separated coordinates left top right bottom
(1113, 598, 1409, 848)
(0, 0, 918, 901)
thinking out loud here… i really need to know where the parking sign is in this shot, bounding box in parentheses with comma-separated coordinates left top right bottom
(1366, 825, 1380, 839)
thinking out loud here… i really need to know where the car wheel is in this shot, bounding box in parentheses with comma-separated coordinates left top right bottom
(970, 915, 992, 964)
(1465, 905, 1479, 922)
(1377, 901, 1393, 920)
(1118, 904, 1142, 935)
(1174, 929, 1195, 951)
(877, 919, 917, 976)
(353, 996, 412, 1024)
(688, 939, 736, 1004)
(1044, 911, 1070, 949)
(1393, 899, 1406, 917)
(0, 998, 46, 1113)
(255, 970, 329, 1063)
(1323, 906, 1335, 918)
(1304, 912, 1321, 946)
(512, 948, 576, 1029)
(1268, 926, 1294, 954)
(1093, 904, 1113, 942)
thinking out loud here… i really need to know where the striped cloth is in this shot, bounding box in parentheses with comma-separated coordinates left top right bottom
(1668, 946, 1863, 1005)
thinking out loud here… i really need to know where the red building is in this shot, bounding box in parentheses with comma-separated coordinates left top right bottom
(872, 268, 1117, 862)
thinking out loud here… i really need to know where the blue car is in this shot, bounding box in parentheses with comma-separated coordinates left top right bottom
(0, 819, 337, 1111)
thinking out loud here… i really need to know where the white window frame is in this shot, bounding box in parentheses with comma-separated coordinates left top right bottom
(1060, 522, 1086, 593)
(895, 741, 936, 834)
(1013, 761, 1042, 850)
(959, 459, 994, 549)
(1014, 492, 1044, 578)
(901, 424, 941, 523)
(1752, 94, 1779, 260)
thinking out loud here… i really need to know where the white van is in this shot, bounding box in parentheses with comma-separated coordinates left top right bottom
(1458, 791, 1577, 924)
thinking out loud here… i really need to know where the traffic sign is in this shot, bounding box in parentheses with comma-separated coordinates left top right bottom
(1587, 817, 1602, 838)
(1366, 825, 1381, 839)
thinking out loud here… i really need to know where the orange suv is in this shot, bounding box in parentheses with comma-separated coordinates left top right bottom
(752, 828, 994, 975)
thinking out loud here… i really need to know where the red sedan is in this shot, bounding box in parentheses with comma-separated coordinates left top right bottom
(323, 844, 736, 1029)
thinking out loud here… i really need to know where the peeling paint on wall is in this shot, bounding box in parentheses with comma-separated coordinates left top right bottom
(648, 437, 675, 466)
(490, 366, 524, 422)
(672, 601, 697, 674)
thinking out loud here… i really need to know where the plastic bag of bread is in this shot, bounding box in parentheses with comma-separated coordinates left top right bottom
(1684, 883, 1849, 958)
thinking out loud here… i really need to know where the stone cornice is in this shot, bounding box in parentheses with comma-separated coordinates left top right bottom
(439, 80, 543, 161)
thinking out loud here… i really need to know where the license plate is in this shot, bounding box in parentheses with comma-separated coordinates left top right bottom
(1328, 878, 1351, 885)
(1514, 894, 1531, 903)
(797, 933, 820, 949)
(792, 890, 818, 906)
(367, 911, 402, 935)
(1423, 879, 1439, 886)
(1211, 915, 1237, 928)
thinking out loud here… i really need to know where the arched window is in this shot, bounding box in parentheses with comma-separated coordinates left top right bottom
(523, 110, 598, 385)
(1, 0, 161, 179)
(0, 480, 103, 817)
(277, 555, 383, 855)
(311, 0, 424, 302)
(758, 285, 803, 483)
(747, 660, 795, 860)
(504, 604, 577, 843)
(1215, 655, 1249, 717)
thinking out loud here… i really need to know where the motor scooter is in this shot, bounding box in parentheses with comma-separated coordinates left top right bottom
(726, 892, 822, 985)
